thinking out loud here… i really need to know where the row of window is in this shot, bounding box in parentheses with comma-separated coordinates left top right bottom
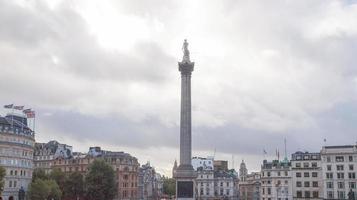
(296, 181, 319, 187)
(262, 187, 289, 195)
(262, 180, 289, 185)
(294, 162, 318, 168)
(0, 158, 32, 167)
(326, 172, 356, 179)
(0, 135, 34, 146)
(0, 125, 34, 137)
(326, 191, 350, 199)
(325, 155, 355, 163)
(296, 190, 319, 198)
(326, 181, 356, 189)
(295, 172, 318, 178)
(262, 171, 289, 177)
(326, 164, 354, 171)
(9, 169, 30, 177)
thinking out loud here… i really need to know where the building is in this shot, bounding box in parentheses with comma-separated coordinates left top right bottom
(0, 114, 35, 200)
(260, 159, 292, 200)
(214, 160, 228, 172)
(214, 169, 239, 200)
(192, 157, 214, 171)
(239, 172, 261, 200)
(195, 164, 215, 199)
(239, 160, 248, 182)
(138, 162, 163, 200)
(321, 145, 357, 199)
(34, 140, 72, 173)
(291, 151, 322, 199)
(52, 146, 140, 200)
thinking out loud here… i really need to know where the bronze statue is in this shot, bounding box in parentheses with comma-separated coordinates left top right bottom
(348, 189, 355, 200)
(182, 39, 190, 62)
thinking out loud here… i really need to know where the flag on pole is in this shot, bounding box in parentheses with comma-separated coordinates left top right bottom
(4, 104, 13, 109)
(26, 111, 35, 118)
(23, 109, 32, 114)
(263, 149, 267, 154)
(14, 105, 24, 110)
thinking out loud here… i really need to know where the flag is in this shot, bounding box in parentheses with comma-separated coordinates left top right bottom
(263, 149, 267, 154)
(26, 111, 35, 118)
(23, 109, 32, 114)
(4, 104, 13, 109)
(14, 105, 24, 110)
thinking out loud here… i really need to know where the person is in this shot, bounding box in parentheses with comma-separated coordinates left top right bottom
(182, 39, 190, 62)
(348, 189, 355, 200)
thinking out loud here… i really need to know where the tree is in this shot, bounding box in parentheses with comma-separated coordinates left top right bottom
(162, 176, 176, 197)
(0, 166, 5, 195)
(85, 159, 116, 200)
(64, 172, 84, 200)
(32, 168, 48, 182)
(50, 168, 67, 194)
(28, 179, 62, 200)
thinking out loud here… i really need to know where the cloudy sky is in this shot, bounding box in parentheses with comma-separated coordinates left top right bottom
(1, 0, 357, 176)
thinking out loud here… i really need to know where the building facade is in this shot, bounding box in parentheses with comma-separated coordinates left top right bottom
(52, 146, 140, 200)
(138, 162, 163, 200)
(239, 172, 261, 200)
(34, 140, 72, 174)
(260, 159, 292, 200)
(0, 114, 35, 200)
(291, 151, 323, 199)
(321, 145, 357, 199)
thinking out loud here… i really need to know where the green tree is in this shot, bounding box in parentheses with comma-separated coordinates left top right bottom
(64, 172, 84, 199)
(0, 166, 6, 195)
(32, 168, 48, 182)
(50, 168, 67, 194)
(28, 179, 62, 200)
(162, 176, 176, 196)
(85, 159, 116, 200)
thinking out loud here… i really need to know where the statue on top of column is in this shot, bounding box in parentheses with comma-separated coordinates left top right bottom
(182, 39, 190, 63)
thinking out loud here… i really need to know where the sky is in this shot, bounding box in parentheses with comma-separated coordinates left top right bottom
(1, 0, 357, 176)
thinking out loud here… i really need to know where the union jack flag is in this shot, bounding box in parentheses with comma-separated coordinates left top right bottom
(23, 109, 32, 114)
(14, 105, 24, 110)
(26, 111, 35, 118)
(4, 104, 13, 109)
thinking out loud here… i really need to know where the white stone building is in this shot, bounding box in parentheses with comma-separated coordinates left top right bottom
(321, 145, 357, 199)
(192, 157, 214, 171)
(260, 159, 292, 200)
(291, 151, 323, 199)
(0, 114, 35, 200)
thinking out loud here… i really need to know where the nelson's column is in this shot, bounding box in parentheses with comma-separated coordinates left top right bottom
(173, 39, 197, 199)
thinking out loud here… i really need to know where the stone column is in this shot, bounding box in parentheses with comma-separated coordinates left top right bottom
(174, 40, 197, 200)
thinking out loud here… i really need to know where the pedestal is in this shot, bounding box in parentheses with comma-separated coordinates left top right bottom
(174, 165, 197, 200)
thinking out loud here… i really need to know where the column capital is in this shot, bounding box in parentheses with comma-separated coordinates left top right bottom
(178, 61, 194, 75)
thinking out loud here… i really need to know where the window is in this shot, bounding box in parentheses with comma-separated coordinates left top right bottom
(305, 191, 310, 198)
(296, 191, 302, 198)
(303, 162, 309, 168)
(304, 181, 310, 187)
(327, 156, 331, 162)
(349, 156, 353, 162)
(296, 181, 302, 187)
(337, 173, 344, 179)
(312, 172, 318, 177)
(267, 172, 271, 177)
(337, 165, 344, 171)
(268, 187, 271, 195)
(338, 182, 344, 189)
(296, 172, 301, 177)
(284, 171, 288, 176)
(304, 172, 309, 177)
(327, 182, 333, 189)
(338, 191, 345, 199)
(313, 191, 319, 198)
(295, 163, 301, 168)
(278, 171, 281, 176)
(349, 182, 356, 189)
(327, 165, 332, 171)
(327, 191, 334, 199)
(313, 181, 318, 187)
(312, 162, 317, 167)
(336, 156, 344, 162)
(348, 172, 356, 179)
(326, 173, 333, 179)
(349, 165, 354, 171)
(9, 180, 12, 187)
